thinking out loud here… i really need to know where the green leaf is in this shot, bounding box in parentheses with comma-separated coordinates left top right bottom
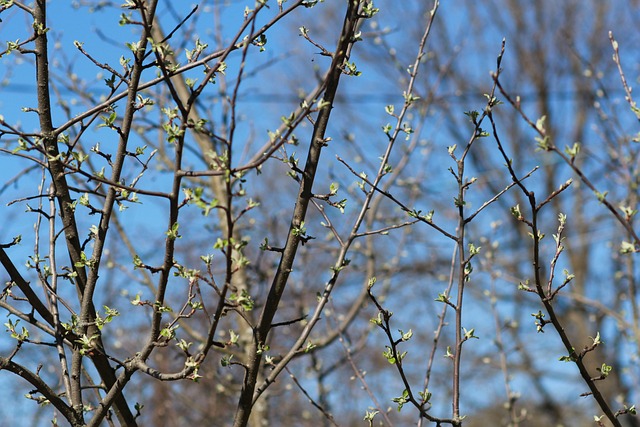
(166, 222, 181, 240)
(97, 111, 117, 128)
(74, 251, 94, 268)
(221, 355, 233, 367)
(304, 341, 316, 353)
(228, 329, 239, 345)
(598, 363, 612, 378)
(620, 240, 637, 254)
(535, 135, 551, 151)
(564, 142, 580, 159)
(343, 60, 362, 76)
(444, 346, 453, 359)
(104, 74, 116, 89)
(463, 327, 478, 340)
(251, 34, 267, 52)
(329, 182, 339, 195)
(362, 2, 379, 18)
(402, 91, 420, 104)
(125, 40, 141, 53)
(370, 312, 383, 327)
(594, 190, 608, 203)
(176, 339, 192, 352)
(382, 346, 395, 364)
(133, 255, 143, 269)
(468, 243, 481, 256)
(229, 289, 254, 311)
(78, 193, 90, 206)
(291, 221, 306, 237)
(11, 138, 28, 153)
(435, 293, 449, 304)
(418, 389, 432, 403)
(619, 204, 638, 220)
(160, 325, 178, 339)
(363, 410, 379, 424)
(510, 204, 523, 220)
(464, 110, 479, 123)
(391, 389, 410, 412)
(399, 329, 413, 341)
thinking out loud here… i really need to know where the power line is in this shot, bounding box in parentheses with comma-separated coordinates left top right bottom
(0, 82, 626, 105)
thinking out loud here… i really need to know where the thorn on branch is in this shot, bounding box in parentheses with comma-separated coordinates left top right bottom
(271, 315, 308, 328)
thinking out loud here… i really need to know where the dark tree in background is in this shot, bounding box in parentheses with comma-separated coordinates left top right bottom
(0, 1, 639, 426)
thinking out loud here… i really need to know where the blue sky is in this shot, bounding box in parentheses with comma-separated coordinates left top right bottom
(1, 1, 639, 425)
